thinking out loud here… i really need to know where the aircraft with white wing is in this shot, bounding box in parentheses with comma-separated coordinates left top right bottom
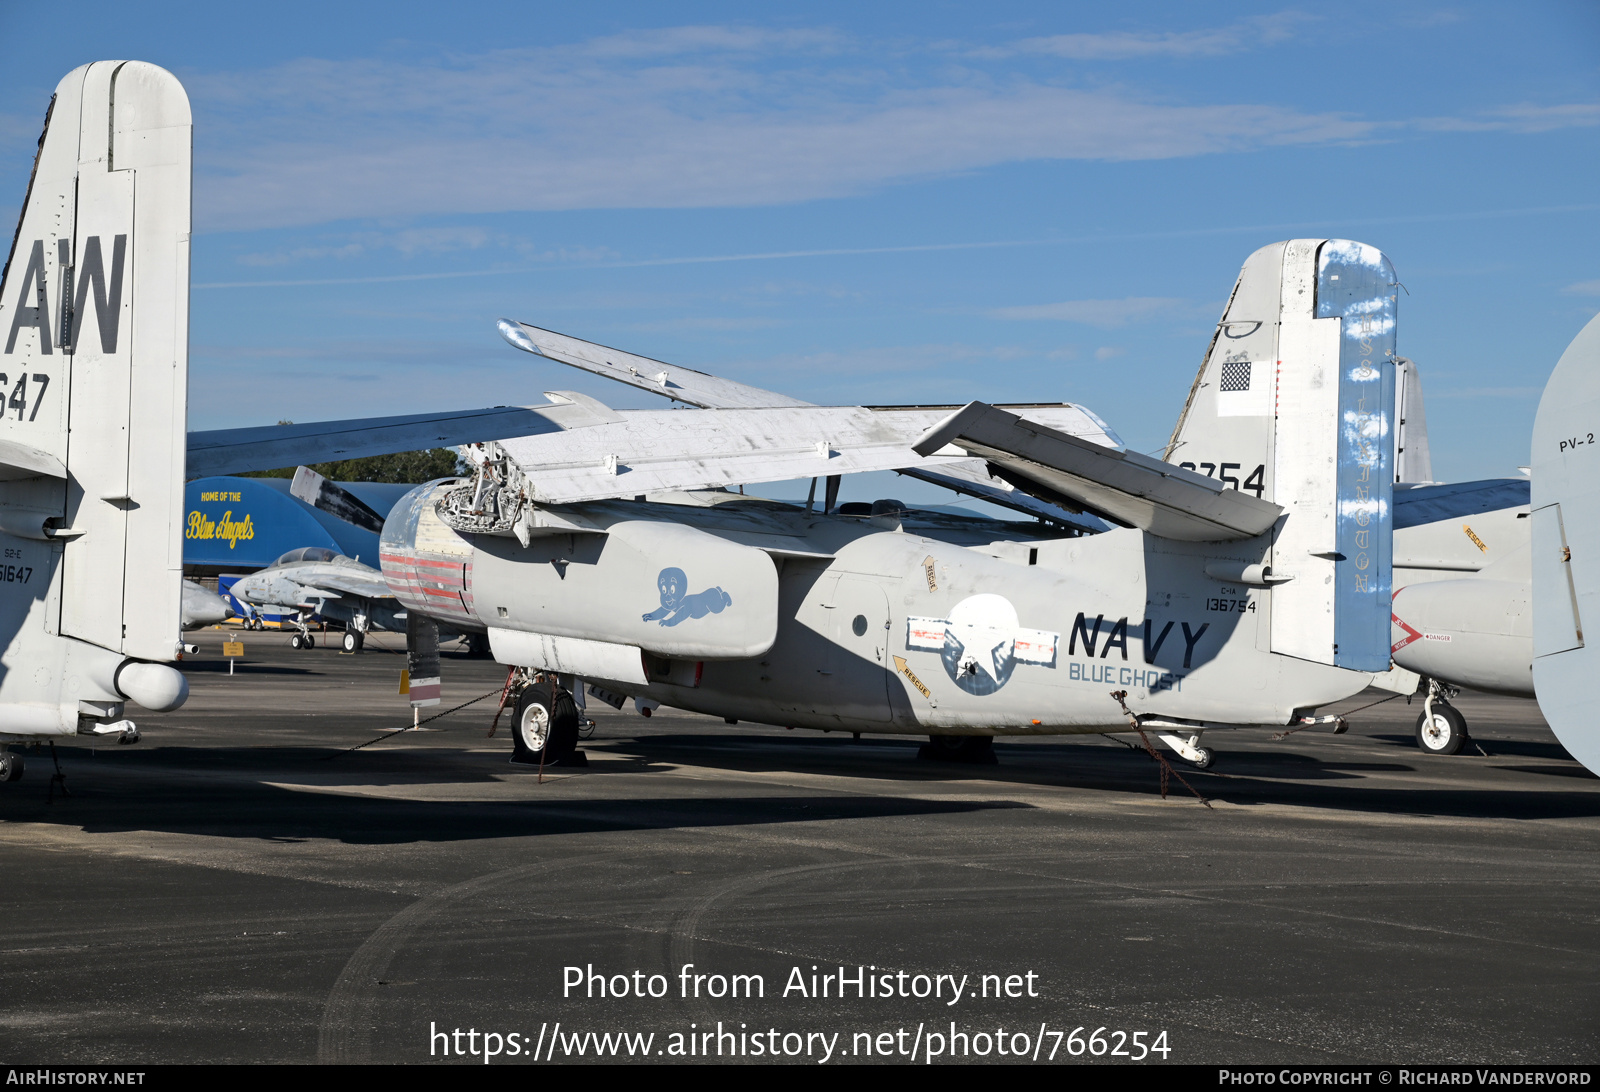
(339, 237, 1418, 772)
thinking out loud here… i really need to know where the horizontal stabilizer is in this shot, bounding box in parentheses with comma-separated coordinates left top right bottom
(913, 402, 1283, 542)
(0, 439, 66, 481)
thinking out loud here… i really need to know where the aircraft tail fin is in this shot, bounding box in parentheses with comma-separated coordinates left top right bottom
(1394, 357, 1433, 484)
(0, 62, 191, 734)
(1165, 240, 1399, 671)
(1530, 311, 1600, 774)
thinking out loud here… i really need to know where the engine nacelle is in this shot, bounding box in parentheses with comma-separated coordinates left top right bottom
(380, 482, 779, 664)
(1391, 577, 1533, 696)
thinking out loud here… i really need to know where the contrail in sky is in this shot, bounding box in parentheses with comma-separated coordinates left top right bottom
(192, 202, 1600, 290)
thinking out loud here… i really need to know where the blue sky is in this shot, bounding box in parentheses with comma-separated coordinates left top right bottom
(1, 1, 1596, 504)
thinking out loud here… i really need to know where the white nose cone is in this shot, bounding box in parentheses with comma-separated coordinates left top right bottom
(116, 661, 190, 712)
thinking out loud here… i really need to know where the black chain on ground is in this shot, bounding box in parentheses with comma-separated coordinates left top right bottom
(1109, 690, 1212, 808)
(321, 686, 506, 759)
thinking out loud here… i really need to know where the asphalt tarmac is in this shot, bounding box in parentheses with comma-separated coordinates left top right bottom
(1, 627, 1595, 1065)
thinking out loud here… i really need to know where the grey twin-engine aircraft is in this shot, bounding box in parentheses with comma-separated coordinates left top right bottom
(362, 237, 1413, 770)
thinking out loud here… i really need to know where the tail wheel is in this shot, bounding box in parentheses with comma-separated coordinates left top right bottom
(511, 687, 581, 765)
(1416, 705, 1469, 756)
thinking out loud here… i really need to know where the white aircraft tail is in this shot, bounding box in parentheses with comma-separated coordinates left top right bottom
(0, 61, 191, 736)
(1530, 311, 1600, 773)
(1165, 239, 1399, 672)
(1394, 356, 1433, 484)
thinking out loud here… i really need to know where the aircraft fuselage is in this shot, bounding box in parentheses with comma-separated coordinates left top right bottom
(381, 483, 1371, 735)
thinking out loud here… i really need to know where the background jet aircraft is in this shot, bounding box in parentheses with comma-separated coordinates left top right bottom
(181, 579, 230, 631)
(228, 547, 400, 651)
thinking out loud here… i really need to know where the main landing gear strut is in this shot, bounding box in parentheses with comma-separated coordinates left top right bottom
(1415, 678, 1471, 756)
(288, 612, 316, 651)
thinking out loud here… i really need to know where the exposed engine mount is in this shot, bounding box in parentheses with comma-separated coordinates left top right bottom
(435, 443, 527, 535)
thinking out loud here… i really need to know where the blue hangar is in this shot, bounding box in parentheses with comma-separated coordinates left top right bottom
(184, 476, 413, 577)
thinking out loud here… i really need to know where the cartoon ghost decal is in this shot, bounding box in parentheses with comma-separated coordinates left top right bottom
(643, 567, 734, 627)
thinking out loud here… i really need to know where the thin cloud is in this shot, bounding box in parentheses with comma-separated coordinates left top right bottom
(1415, 103, 1600, 133)
(141, 25, 1594, 234)
(1430, 386, 1544, 399)
(1005, 12, 1310, 60)
(991, 296, 1191, 327)
(186, 31, 1377, 232)
(1563, 280, 1600, 296)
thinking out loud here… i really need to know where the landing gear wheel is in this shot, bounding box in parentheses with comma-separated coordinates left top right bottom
(289, 634, 304, 650)
(918, 734, 998, 764)
(1416, 705, 1468, 756)
(342, 630, 364, 653)
(511, 687, 580, 765)
(0, 751, 22, 782)
(1190, 747, 1215, 770)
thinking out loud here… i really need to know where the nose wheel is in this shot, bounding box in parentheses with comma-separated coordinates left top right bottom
(289, 633, 316, 650)
(1415, 679, 1470, 756)
(1416, 704, 1468, 755)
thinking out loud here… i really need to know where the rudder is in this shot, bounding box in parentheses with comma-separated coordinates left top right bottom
(1165, 239, 1399, 672)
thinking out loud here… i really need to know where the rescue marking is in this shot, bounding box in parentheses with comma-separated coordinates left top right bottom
(1463, 524, 1488, 553)
(892, 655, 931, 700)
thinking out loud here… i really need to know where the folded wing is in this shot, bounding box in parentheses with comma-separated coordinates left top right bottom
(495, 402, 1120, 506)
(499, 319, 1111, 528)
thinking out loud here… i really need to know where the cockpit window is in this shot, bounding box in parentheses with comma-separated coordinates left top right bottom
(269, 547, 340, 568)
